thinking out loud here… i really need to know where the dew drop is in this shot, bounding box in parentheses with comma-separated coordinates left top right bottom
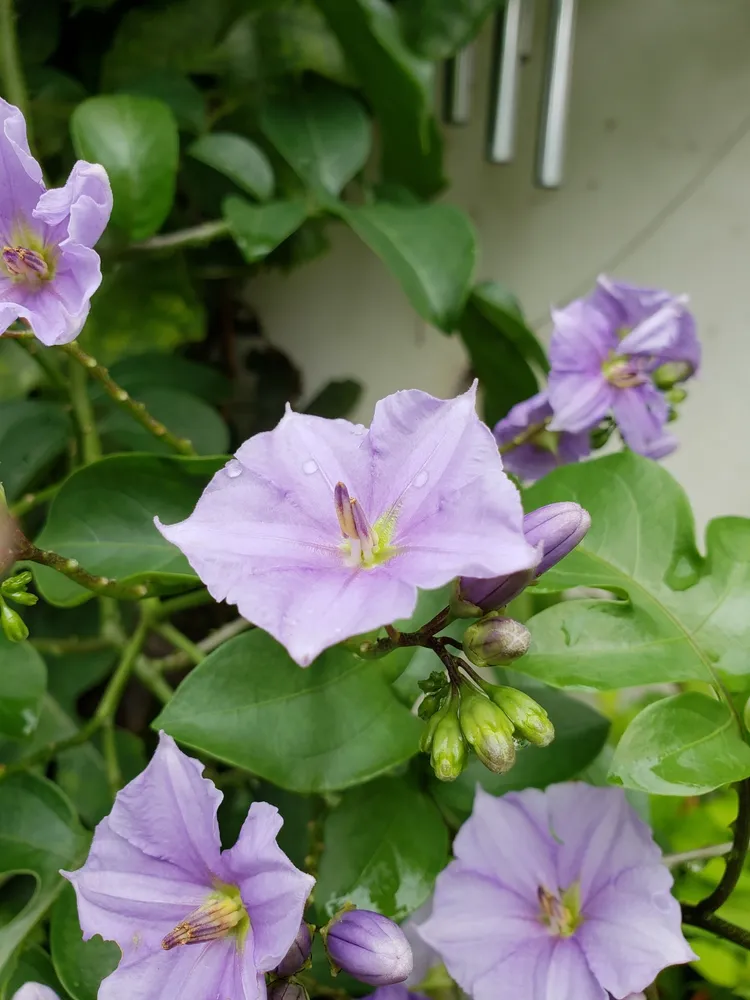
(225, 459, 243, 479)
(303, 460, 318, 475)
(413, 470, 429, 488)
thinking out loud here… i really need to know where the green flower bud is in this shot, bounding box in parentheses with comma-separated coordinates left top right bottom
(430, 697, 467, 782)
(1, 570, 32, 594)
(489, 686, 555, 747)
(418, 691, 446, 721)
(418, 669, 449, 694)
(459, 689, 516, 774)
(462, 613, 531, 668)
(419, 698, 447, 753)
(0, 598, 29, 642)
(665, 386, 687, 406)
(653, 361, 692, 389)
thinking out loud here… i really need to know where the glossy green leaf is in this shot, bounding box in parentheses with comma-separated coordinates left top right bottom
(106, 353, 230, 405)
(520, 452, 750, 692)
(316, 0, 444, 196)
(610, 692, 750, 795)
(98, 387, 229, 457)
(2, 944, 64, 1000)
(51, 884, 119, 1000)
(224, 196, 308, 263)
(0, 401, 71, 502)
(340, 202, 476, 331)
(0, 637, 46, 742)
(32, 454, 224, 607)
(260, 84, 370, 196)
(80, 256, 206, 365)
(189, 133, 274, 201)
(156, 630, 421, 792)
(317, 776, 449, 920)
(71, 95, 179, 241)
(304, 379, 362, 419)
(118, 70, 206, 133)
(0, 341, 40, 402)
(472, 282, 549, 374)
(0, 774, 86, 979)
(430, 677, 610, 822)
(399, 0, 500, 59)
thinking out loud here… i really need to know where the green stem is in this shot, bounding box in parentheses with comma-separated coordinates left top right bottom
(156, 621, 205, 665)
(22, 540, 151, 600)
(681, 905, 750, 950)
(131, 220, 230, 252)
(134, 656, 174, 705)
(0, 717, 100, 781)
(30, 635, 116, 655)
(693, 779, 750, 916)
(498, 419, 550, 455)
(62, 341, 197, 457)
(10, 481, 63, 518)
(101, 719, 120, 798)
(15, 337, 67, 392)
(0, 0, 30, 124)
(151, 616, 252, 671)
(68, 355, 101, 465)
(95, 617, 149, 723)
(156, 588, 213, 618)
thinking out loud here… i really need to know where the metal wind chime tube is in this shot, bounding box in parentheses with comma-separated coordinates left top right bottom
(535, 0, 578, 188)
(487, 0, 524, 163)
(444, 43, 476, 125)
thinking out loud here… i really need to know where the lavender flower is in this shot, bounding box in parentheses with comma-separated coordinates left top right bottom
(370, 988, 428, 1000)
(11, 987, 60, 1000)
(63, 732, 314, 1000)
(418, 783, 695, 1000)
(494, 391, 591, 484)
(547, 275, 699, 458)
(0, 99, 112, 346)
(156, 385, 537, 666)
(325, 909, 413, 986)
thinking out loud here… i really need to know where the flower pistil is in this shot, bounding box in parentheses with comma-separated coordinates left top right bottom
(2, 245, 50, 281)
(334, 481, 396, 569)
(162, 882, 247, 950)
(537, 884, 582, 938)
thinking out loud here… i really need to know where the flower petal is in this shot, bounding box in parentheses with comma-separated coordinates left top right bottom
(106, 732, 223, 880)
(548, 300, 615, 373)
(221, 802, 314, 971)
(33, 160, 112, 247)
(0, 99, 44, 239)
(610, 383, 675, 457)
(11, 985, 61, 1000)
(547, 371, 613, 434)
(473, 938, 606, 1000)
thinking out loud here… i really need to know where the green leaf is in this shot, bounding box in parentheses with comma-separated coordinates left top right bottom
(315, 0, 444, 196)
(0, 637, 46, 742)
(340, 202, 476, 331)
(98, 387, 229, 457)
(2, 944, 65, 1000)
(0, 401, 71, 502)
(50, 884, 119, 1000)
(80, 256, 206, 365)
(399, 0, 500, 59)
(317, 776, 448, 920)
(156, 630, 421, 793)
(458, 298, 538, 426)
(189, 133, 274, 201)
(430, 677, 610, 822)
(117, 71, 206, 134)
(0, 774, 86, 979)
(472, 282, 549, 374)
(32, 454, 224, 607)
(260, 84, 370, 196)
(609, 692, 750, 795)
(520, 452, 750, 692)
(107, 353, 230, 406)
(224, 196, 308, 263)
(71, 95, 179, 241)
(0, 340, 40, 402)
(303, 379, 362, 419)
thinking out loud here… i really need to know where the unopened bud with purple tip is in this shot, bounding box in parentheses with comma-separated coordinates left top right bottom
(454, 502, 591, 615)
(462, 614, 531, 668)
(324, 908, 413, 986)
(275, 920, 313, 977)
(267, 982, 310, 1000)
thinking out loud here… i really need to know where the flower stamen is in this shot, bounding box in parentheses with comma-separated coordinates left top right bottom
(334, 482, 379, 567)
(162, 890, 246, 950)
(2, 246, 49, 280)
(537, 884, 582, 938)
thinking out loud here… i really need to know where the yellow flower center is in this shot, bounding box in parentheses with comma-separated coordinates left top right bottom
(162, 881, 248, 950)
(537, 883, 583, 938)
(333, 481, 398, 569)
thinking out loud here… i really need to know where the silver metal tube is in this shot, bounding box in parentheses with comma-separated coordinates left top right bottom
(443, 44, 475, 126)
(535, 0, 578, 188)
(487, 0, 524, 163)
(519, 0, 536, 61)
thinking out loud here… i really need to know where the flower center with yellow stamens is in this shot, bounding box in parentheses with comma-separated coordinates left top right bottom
(334, 481, 397, 569)
(537, 884, 582, 938)
(162, 881, 248, 950)
(602, 354, 648, 389)
(2, 246, 50, 280)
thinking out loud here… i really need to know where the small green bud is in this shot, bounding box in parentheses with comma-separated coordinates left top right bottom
(462, 613, 531, 668)
(418, 691, 446, 721)
(4, 590, 37, 606)
(418, 670, 449, 694)
(665, 386, 687, 406)
(590, 417, 616, 450)
(489, 686, 555, 747)
(0, 598, 29, 642)
(653, 361, 692, 389)
(419, 699, 447, 753)
(459, 689, 516, 774)
(430, 698, 467, 782)
(1, 570, 32, 594)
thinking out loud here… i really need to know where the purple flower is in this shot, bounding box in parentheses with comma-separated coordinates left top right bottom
(63, 732, 314, 1000)
(156, 385, 537, 666)
(325, 909, 413, 986)
(547, 276, 699, 458)
(371, 988, 428, 1000)
(11, 988, 60, 1000)
(494, 391, 591, 484)
(417, 783, 695, 1000)
(0, 99, 112, 346)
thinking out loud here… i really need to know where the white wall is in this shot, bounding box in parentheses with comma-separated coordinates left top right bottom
(253, 0, 750, 532)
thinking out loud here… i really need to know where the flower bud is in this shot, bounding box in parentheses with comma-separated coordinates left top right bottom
(455, 502, 591, 614)
(418, 691, 445, 721)
(267, 982, 310, 1000)
(429, 698, 467, 782)
(653, 360, 692, 389)
(462, 614, 530, 668)
(459, 689, 516, 774)
(275, 921, 313, 977)
(418, 670, 449, 695)
(324, 909, 413, 986)
(665, 386, 687, 406)
(489, 686, 555, 747)
(0, 598, 29, 642)
(0, 570, 33, 595)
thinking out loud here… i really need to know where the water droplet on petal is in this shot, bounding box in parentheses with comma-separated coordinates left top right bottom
(353, 424, 367, 436)
(303, 460, 318, 475)
(225, 459, 243, 479)
(413, 470, 429, 488)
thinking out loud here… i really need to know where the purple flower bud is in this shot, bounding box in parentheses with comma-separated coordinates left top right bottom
(325, 909, 413, 986)
(267, 982, 309, 1000)
(275, 920, 313, 977)
(455, 502, 590, 614)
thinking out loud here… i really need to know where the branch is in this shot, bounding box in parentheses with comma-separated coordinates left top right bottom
(10, 481, 63, 518)
(68, 353, 101, 464)
(665, 843, 732, 868)
(23, 540, 151, 600)
(131, 220, 230, 252)
(693, 779, 750, 916)
(152, 616, 252, 671)
(681, 905, 750, 950)
(498, 419, 550, 455)
(0, 0, 30, 125)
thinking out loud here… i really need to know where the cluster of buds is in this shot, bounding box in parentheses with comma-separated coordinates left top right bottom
(0, 570, 37, 642)
(268, 921, 314, 999)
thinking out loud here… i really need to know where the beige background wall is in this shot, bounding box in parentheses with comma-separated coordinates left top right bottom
(253, 0, 750, 533)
